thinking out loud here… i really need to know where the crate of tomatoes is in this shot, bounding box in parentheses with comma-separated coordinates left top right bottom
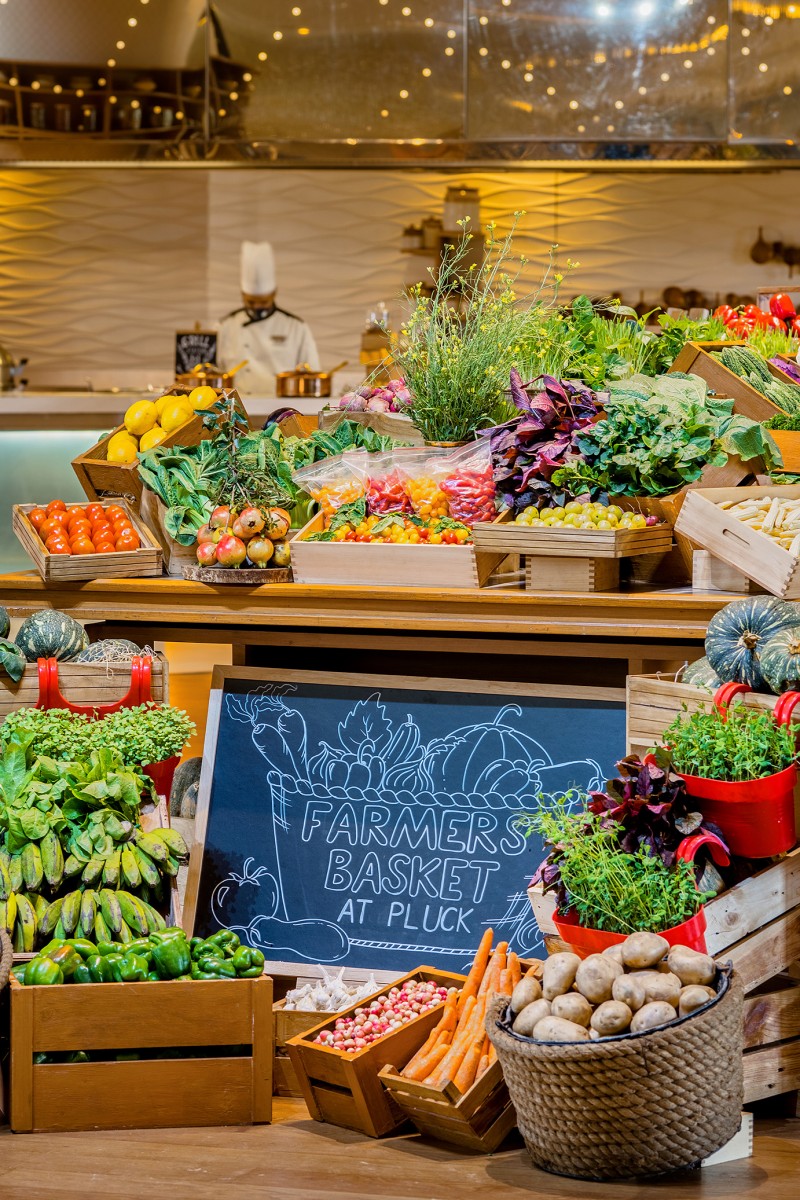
(12, 498, 162, 582)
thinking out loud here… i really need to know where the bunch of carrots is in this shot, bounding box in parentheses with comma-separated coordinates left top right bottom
(401, 929, 533, 1094)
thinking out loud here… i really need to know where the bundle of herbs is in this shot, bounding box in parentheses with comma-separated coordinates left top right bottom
(1, 704, 195, 766)
(661, 705, 798, 783)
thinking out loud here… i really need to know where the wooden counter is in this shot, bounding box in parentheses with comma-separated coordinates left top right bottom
(0, 572, 730, 685)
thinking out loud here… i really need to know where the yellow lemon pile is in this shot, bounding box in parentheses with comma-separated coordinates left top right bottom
(106, 387, 217, 463)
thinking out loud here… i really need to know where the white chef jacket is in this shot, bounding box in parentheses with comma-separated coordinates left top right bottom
(217, 306, 320, 395)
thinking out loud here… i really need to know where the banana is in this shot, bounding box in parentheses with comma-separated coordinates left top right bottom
(160, 854, 180, 878)
(64, 854, 84, 879)
(116, 918, 134, 944)
(0, 859, 10, 901)
(39, 895, 63, 937)
(134, 832, 168, 864)
(21, 842, 44, 893)
(98, 888, 123, 935)
(150, 828, 188, 858)
(14, 892, 37, 953)
(54, 917, 66, 941)
(136, 897, 161, 934)
(80, 890, 97, 938)
(8, 852, 23, 893)
(116, 890, 148, 937)
(82, 857, 104, 886)
(0, 847, 9, 871)
(94, 910, 111, 944)
(120, 848, 141, 891)
(40, 830, 65, 890)
(60, 889, 82, 936)
(12, 918, 25, 952)
(133, 846, 160, 889)
(102, 849, 121, 888)
(27, 891, 48, 923)
(3, 891, 18, 934)
(0, 900, 6, 933)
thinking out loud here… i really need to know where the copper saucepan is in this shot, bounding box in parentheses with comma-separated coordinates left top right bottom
(276, 361, 348, 399)
(176, 360, 248, 389)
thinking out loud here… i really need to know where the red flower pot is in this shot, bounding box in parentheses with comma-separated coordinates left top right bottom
(677, 765, 797, 859)
(552, 907, 708, 959)
(142, 756, 181, 801)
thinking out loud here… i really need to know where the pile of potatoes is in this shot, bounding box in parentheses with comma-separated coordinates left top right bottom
(509, 933, 718, 1043)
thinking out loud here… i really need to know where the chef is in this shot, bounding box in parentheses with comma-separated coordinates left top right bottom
(217, 240, 320, 393)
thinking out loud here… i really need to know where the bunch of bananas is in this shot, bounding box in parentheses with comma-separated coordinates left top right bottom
(1, 826, 187, 952)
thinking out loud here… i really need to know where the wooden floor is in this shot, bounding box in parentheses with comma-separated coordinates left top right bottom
(0, 1100, 799, 1199)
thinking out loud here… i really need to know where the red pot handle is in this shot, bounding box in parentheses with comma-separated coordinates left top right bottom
(772, 690, 800, 728)
(676, 832, 730, 869)
(36, 655, 154, 717)
(713, 682, 751, 720)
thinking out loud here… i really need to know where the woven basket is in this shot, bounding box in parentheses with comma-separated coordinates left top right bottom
(486, 970, 743, 1180)
(0, 927, 11, 993)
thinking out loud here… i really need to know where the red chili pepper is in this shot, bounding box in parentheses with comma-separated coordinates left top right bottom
(770, 292, 796, 321)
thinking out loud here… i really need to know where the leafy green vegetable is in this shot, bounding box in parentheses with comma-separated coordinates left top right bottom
(1, 704, 195, 765)
(0, 639, 26, 683)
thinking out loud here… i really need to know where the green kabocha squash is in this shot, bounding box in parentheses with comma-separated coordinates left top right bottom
(75, 638, 141, 663)
(0, 606, 9, 640)
(14, 610, 89, 663)
(683, 656, 721, 690)
(760, 625, 800, 695)
(705, 597, 799, 690)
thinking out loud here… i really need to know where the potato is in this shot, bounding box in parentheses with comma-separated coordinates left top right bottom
(542, 952, 581, 1001)
(532, 1016, 590, 1043)
(630, 1001, 678, 1033)
(668, 946, 716, 988)
(575, 954, 621, 1004)
(551, 993, 593, 1027)
(512, 998, 552, 1036)
(621, 931, 669, 970)
(612, 974, 646, 1013)
(511, 975, 542, 1014)
(678, 985, 717, 1017)
(602, 943, 625, 965)
(629, 970, 682, 1007)
(590, 1000, 633, 1037)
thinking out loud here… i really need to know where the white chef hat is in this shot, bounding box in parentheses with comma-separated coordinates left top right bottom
(241, 240, 276, 295)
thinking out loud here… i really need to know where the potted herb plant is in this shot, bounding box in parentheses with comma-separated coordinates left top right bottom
(520, 756, 728, 956)
(662, 700, 798, 858)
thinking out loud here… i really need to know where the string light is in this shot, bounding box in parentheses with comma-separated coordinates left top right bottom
(31, 81, 41, 90)
(399, 89, 409, 98)
(444, 46, 454, 55)
(638, 85, 647, 94)
(107, 58, 116, 67)
(684, 59, 693, 68)
(242, 72, 252, 82)
(258, 51, 267, 61)
(424, 17, 434, 26)
(523, 72, 533, 82)
(569, 99, 579, 109)
(380, 108, 389, 116)
(297, 27, 309, 34)
(128, 17, 137, 27)
(116, 41, 125, 50)
(273, 31, 283, 40)
(501, 59, 511, 69)
(218, 108, 226, 116)
(401, 6, 411, 14)
(479, 14, 489, 23)
(741, 46, 750, 55)
(421, 67, 431, 76)
(546, 86, 556, 95)
(292, 5, 302, 13)
(614, 99, 624, 108)
(447, 28, 456, 38)
(479, 47, 488, 56)
(53, 84, 62, 94)
(130, 98, 140, 109)
(784, 86, 793, 95)
(660, 72, 670, 81)
(607, 124, 615, 132)
(577, 124, 586, 132)
(8, 77, 17, 87)
(759, 62, 768, 72)
(229, 91, 239, 100)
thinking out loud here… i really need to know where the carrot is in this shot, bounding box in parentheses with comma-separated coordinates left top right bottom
(404, 1042, 449, 1082)
(458, 927, 493, 1015)
(427, 996, 479, 1086)
(453, 1033, 484, 1093)
(496, 968, 511, 997)
(476, 1053, 490, 1079)
(507, 951, 521, 988)
(487, 1043, 497, 1065)
(402, 988, 458, 1075)
(478, 941, 509, 998)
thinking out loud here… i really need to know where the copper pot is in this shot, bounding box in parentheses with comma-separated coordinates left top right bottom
(176, 360, 247, 390)
(276, 361, 347, 399)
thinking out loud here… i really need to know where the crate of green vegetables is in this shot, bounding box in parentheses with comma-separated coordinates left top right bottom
(5, 927, 272, 1132)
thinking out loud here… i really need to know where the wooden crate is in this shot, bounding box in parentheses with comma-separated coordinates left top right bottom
(289, 513, 506, 589)
(5, 974, 272, 1132)
(742, 976, 800, 1103)
(472, 518, 672, 559)
(692, 550, 760, 595)
(669, 341, 780, 422)
(273, 1000, 328, 1098)
(286, 967, 466, 1138)
(625, 673, 778, 758)
(71, 388, 248, 510)
(0, 657, 169, 718)
(769, 430, 800, 474)
(318, 408, 424, 445)
(378, 1060, 516, 1153)
(525, 555, 621, 593)
(12, 499, 162, 583)
(140, 489, 198, 578)
(675, 484, 800, 598)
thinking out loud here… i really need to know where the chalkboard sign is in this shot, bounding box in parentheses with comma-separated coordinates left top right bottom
(184, 669, 625, 974)
(175, 330, 218, 375)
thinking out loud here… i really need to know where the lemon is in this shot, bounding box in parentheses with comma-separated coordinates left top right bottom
(188, 385, 218, 410)
(123, 400, 158, 437)
(139, 424, 167, 452)
(107, 432, 138, 464)
(159, 399, 194, 434)
(154, 394, 173, 418)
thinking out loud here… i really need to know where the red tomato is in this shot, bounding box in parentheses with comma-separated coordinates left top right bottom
(70, 537, 95, 555)
(65, 505, 87, 522)
(115, 531, 140, 552)
(95, 540, 116, 555)
(85, 503, 106, 521)
(105, 505, 125, 521)
(54, 511, 72, 529)
(45, 530, 69, 548)
(45, 500, 67, 516)
(68, 518, 92, 537)
(40, 517, 65, 540)
(91, 520, 113, 539)
(28, 507, 47, 530)
(46, 541, 71, 555)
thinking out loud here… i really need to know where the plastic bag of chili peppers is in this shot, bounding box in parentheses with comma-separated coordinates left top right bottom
(433, 440, 497, 526)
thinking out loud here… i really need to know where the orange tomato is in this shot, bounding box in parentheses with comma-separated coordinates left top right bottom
(40, 517, 65, 540)
(91, 521, 113, 540)
(105, 505, 125, 522)
(65, 505, 86, 522)
(28, 507, 47, 530)
(85, 503, 105, 522)
(95, 540, 116, 555)
(46, 541, 71, 555)
(45, 499, 67, 516)
(54, 511, 72, 529)
(68, 517, 92, 535)
(115, 531, 140, 552)
(70, 537, 95, 555)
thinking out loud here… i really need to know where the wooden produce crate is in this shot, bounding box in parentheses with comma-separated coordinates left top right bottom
(286, 967, 465, 1138)
(71, 388, 248, 511)
(378, 1059, 516, 1153)
(273, 1000, 324, 1097)
(675, 485, 800, 598)
(5, 974, 273, 1132)
(669, 341, 779, 422)
(769, 430, 800, 475)
(140, 489, 198, 578)
(691, 550, 761, 595)
(742, 975, 800, 1103)
(0, 657, 169, 718)
(12, 499, 162, 583)
(289, 513, 505, 589)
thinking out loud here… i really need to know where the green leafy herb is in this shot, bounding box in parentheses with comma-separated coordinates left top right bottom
(1, 704, 195, 766)
(660, 705, 798, 782)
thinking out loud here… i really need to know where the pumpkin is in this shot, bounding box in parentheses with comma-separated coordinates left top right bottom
(760, 625, 800, 695)
(0, 606, 9, 640)
(683, 657, 721, 690)
(705, 597, 799, 690)
(14, 610, 89, 663)
(75, 638, 141, 663)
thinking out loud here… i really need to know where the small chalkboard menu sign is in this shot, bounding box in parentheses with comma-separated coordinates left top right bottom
(175, 329, 218, 375)
(184, 668, 625, 974)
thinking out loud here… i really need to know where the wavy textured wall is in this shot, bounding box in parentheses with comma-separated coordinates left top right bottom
(0, 167, 797, 387)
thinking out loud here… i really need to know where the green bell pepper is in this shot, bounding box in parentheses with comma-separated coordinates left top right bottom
(150, 927, 187, 943)
(66, 1051, 90, 1064)
(232, 945, 265, 977)
(96, 941, 120, 957)
(86, 954, 113, 984)
(151, 935, 191, 980)
(147, 970, 161, 982)
(25, 957, 65, 987)
(193, 954, 237, 979)
(206, 929, 240, 955)
(111, 953, 150, 983)
(73, 962, 93, 985)
(66, 938, 96, 961)
(44, 944, 82, 980)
